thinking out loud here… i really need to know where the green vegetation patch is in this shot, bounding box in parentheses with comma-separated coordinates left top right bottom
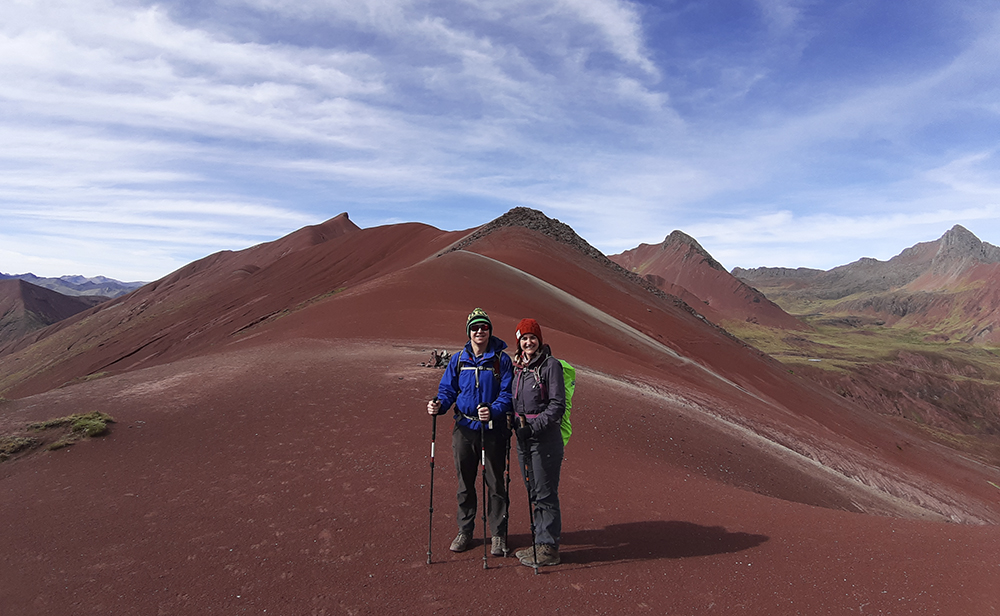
(25, 411, 116, 451)
(0, 435, 39, 461)
(727, 314, 1000, 376)
(29, 411, 115, 437)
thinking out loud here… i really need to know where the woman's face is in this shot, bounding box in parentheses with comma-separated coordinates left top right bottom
(520, 333, 539, 357)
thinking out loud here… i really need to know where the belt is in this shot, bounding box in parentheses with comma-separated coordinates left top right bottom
(459, 412, 493, 429)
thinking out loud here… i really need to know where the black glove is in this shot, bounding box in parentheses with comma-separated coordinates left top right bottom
(516, 423, 533, 441)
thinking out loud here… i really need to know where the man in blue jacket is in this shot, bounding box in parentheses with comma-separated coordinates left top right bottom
(427, 308, 513, 556)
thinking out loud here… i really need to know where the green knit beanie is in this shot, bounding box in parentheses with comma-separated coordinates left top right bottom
(466, 307, 492, 337)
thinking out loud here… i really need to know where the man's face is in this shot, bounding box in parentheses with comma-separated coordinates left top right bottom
(469, 323, 491, 346)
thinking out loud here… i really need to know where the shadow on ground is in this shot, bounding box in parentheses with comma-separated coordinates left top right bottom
(559, 521, 768, 564)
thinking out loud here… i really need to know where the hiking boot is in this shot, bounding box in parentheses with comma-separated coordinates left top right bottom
(519, 544, 560, 567)
(450, 532, 472, 553)
(491, 535, 509, 557)
(514, 546, 533, 560)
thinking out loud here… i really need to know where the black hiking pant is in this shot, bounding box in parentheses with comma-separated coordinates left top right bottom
(517, 426, 563, 547)
(453, 423, 509, 537)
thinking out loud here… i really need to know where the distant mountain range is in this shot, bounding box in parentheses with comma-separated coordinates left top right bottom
(733, 224, 1000, 344)
(606, 224, 1000, 346)
(0, 273, 145, 299)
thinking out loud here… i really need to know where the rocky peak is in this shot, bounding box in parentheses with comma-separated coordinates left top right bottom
(448, 206, 606, 262)
(935, 225, 1000, 264)
(448, 207, 717, 324)
(663, 230, 726, 272)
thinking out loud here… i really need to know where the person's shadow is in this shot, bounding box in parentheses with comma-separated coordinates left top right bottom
(557, 521, 768, 565)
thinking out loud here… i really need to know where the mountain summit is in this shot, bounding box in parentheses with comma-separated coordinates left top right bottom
(934, 224, 1000, 265)
(611, 230, 804, 330)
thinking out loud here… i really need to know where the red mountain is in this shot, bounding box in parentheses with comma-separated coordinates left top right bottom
(611, 231, 805, 330)
(0, 278, 105, 346)
(1, 208, 998, 614)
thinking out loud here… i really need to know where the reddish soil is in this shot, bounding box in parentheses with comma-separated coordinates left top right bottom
(2, 211, 1000, 614)
(2, 339, 999, 615)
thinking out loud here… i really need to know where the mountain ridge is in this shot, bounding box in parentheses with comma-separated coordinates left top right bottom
(0, 272, 145, 298)
(733, 224, 1000, 343)
(733, 224, 1000, 300)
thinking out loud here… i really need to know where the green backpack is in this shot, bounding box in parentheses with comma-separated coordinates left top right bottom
(523, 358, 577, 446)
(558, 360, 576, 447)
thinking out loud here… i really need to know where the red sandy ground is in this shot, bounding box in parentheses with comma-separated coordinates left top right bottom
(2, 216, 1000, 614)
(1, 340, 998, 615)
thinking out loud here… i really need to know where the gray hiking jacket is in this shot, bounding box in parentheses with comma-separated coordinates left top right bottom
(512, 345, 565, 435)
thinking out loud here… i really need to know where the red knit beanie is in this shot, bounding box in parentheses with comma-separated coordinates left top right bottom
(514, 318, 543, 346)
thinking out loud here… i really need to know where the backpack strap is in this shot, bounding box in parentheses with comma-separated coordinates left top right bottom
(459, 350, 503, 387)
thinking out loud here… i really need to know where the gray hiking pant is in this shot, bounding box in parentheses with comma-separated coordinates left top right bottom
(453, 423, 509, 537)
(516, 427, 563, 547)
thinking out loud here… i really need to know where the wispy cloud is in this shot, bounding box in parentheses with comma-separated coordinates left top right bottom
(2, 0, 1000, 279)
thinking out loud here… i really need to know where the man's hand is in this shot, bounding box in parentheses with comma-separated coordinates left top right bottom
(477, 404, 491, 421)
(427, 398, 442, 415)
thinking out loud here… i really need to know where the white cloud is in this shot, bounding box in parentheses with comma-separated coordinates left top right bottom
(555, 0, 658, 76)
(2, 0, 1000, 281)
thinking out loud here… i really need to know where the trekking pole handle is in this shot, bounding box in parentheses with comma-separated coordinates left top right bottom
(477, 403, 492, 430)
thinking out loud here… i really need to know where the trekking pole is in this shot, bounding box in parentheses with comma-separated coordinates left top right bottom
(518, 413, 539, 575)
(426, 400, 438, 565)
(480, 412, 489, 569)
(503, 413, 512, 557)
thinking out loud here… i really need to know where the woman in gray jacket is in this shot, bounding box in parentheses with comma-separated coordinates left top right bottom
(511, 318, 565, 567)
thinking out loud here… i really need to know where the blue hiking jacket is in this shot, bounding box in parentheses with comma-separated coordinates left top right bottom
(436, 336, 513, 431)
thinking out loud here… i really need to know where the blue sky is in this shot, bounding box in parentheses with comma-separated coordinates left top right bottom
(3, 0, 999, 281)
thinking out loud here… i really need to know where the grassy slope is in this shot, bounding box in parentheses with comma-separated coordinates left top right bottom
(725, 302, 1000, 466)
